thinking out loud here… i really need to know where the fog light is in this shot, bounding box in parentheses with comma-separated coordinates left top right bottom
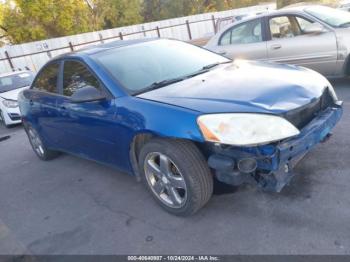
(238, 158, 257, 173)
(208, 154, 235, 171)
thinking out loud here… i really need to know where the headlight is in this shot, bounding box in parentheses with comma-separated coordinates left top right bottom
(2, 99, 18, 108)
(197, 113, 300, 146)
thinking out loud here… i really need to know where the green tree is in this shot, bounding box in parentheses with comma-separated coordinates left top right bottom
(2, 0, 94, 44)
(141, 0, 266, 21)
(92, 0, 142, 29)
(277, 0, 310, 8)
(142, 0, 164, 22)
(0, 3, 7, 46)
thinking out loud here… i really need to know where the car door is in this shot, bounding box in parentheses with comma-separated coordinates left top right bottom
(55, 59, 118, 164)
(24, 61, 62, 146)
(266, 14, 338, 76)
(212, 18, 268, 60)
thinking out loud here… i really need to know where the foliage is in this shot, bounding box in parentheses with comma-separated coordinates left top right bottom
(277, 0, 313, 8)
(92, 0, 142, 30)
(0, 3, 7, 46)
(1, 0, 342, 44)
(2, 0, 93, 44)
(142, 0, 263, 22)
(0, 3, 3, 26)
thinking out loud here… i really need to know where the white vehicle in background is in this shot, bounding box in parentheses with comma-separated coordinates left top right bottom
(0, 71, 34, 127)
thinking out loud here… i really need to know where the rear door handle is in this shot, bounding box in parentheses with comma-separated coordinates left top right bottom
(271, 44, 282, 50)
(29, 100, 34, 106)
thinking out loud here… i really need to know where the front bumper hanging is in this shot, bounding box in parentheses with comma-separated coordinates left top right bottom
(207, 103, 343, 192)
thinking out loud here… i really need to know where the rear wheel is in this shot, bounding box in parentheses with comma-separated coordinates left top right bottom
(139, 138, 213, 216)
(25, 125, 59, 161)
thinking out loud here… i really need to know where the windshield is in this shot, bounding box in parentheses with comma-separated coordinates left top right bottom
(93, 39, 230, 95)
(305, 6, 350, 28)
(0, 72, 34, 93)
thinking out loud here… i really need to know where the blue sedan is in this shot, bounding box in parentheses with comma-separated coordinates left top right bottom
(18, 39, 343, 216)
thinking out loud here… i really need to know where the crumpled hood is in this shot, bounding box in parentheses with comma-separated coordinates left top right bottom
(0, 86, 29, 101)
(137, 60, 330, 114)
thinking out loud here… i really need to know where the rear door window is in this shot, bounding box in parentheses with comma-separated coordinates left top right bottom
(220, 19, 263, 45)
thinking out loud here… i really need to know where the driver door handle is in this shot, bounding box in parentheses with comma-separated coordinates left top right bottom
(271, 44, 282, 50)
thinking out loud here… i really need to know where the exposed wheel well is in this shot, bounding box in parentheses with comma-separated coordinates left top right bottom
(129, 133, 154, 180)
(129, 134, 208, 181)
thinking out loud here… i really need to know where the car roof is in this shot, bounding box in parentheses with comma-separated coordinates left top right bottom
(60, 38, 161, 59)
(217, 4, 328, 32)
(280, 4, 326, 12)
(249, 4, 330, 18)
(0, 70, 32, 78)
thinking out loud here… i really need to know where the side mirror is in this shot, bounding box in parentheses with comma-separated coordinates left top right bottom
(303, 23, 327, 34)
(70, 86, 106, 103)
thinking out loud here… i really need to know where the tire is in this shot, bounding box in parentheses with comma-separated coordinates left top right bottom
(138, 138, 213, 216)
(0, 110, 10, 128)
(24, 125, 60, 161)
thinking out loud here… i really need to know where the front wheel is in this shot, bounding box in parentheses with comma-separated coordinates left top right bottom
(0, 110, 10, 128)
(139, 138, 213, 216)
(25, 125, 59, 161)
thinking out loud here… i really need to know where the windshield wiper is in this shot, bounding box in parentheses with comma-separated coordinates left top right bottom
(181, 61, 232, 80)
(201, 61, 232, 70)
(133, 77, 186, 96)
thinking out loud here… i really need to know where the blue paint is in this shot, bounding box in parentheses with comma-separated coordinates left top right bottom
(18, 39, 343, 184)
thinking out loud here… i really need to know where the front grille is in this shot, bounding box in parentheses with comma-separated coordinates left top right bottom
(8, 113, 21, 121)
(283, 88, 334, 129)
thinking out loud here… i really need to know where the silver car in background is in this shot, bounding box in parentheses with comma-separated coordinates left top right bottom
(339, 0, 350, 11)
(205, 5, 350, 77)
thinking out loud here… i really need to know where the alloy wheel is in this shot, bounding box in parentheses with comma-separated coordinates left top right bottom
(144, 152, 187, 208)
(28, 128, 45, 157)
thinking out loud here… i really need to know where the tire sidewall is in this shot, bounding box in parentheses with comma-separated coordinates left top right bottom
(138, 139, 206, 216)
(24, 125, 52, 161)
(0, 110, 10, 128)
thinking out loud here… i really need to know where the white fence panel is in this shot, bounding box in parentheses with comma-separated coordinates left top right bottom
(0, 3, 275, 75)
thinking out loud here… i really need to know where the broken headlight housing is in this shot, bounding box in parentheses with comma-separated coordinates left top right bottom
(197, 113, 300, 146)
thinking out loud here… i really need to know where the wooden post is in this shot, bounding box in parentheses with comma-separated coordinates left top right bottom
(119, 32, 124, 40)
(69, 42, 74, 51)
(4, 51, 14, 71)
(186, 20, 192, 40)
(99, 33, 104, 44)
(156, 26, 161, 38)
(212, 15, 217, 34)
